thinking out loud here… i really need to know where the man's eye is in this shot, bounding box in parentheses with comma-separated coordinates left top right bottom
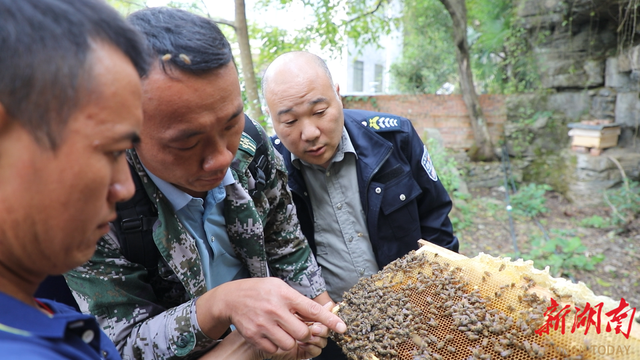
(225, 121, 241, 132)
(314, 109, 326, 115)
(174, 143, 198, 150)
(284, 119, 297, 125)
(111, 150, 125, 159)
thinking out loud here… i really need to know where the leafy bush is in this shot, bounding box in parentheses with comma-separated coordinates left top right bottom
(449, 192, 475, 231)
(519, 229, 605, 278)
(424, 138, 463, 195)
(509, 183, 552, 218)
(579, 215, 610, 229)
(604, 180, 640, 226)
(423, 138, 473, 231)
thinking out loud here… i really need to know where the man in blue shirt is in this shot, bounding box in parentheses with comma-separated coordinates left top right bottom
(0, 2, 342, 360)
(0, 0, 149, 358)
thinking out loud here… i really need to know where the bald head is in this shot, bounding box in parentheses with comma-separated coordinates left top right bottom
(263, 51, 344, 168)
(262, 51, 334, 99)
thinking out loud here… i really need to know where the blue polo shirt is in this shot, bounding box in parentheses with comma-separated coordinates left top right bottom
(143, 167, 250, 290)
(0, 291, 121, 360)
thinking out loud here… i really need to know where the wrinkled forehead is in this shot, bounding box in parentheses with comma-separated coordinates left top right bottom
(269, 66, 333, 100)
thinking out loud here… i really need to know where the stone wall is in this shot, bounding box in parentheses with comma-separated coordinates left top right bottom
(516, 0, 640, 203)
(517, 0, 640, 146)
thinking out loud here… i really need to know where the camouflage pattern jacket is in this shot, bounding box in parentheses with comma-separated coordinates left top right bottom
(66, 120, 326, 360)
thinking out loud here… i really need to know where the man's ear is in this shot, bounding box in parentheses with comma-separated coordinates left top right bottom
(335, 83, 341, 96)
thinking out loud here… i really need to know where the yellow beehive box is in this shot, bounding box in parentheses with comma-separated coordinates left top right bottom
(568, 123, 621, 150)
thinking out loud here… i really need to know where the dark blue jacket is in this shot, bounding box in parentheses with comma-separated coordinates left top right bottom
(272, 109, 459, 269)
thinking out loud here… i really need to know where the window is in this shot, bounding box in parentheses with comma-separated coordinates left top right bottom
(374, 64, 384, 93)
(353, 60, 364, 92)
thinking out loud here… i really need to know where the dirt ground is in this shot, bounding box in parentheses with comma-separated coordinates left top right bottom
(453, 187, 640, 317)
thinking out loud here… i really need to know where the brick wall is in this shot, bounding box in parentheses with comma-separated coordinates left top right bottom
(342, 94, 506, 150)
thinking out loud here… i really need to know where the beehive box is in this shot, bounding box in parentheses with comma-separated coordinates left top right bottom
(332, 241, 640, 360)
(568, 123, 621, 150)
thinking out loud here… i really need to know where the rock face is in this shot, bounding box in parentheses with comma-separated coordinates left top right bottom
(517, 0, 640, 128)
(498, 0, 640, 205)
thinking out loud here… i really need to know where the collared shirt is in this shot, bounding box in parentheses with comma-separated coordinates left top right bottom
(144, 167, 250, 290)
(0, 292, 121, 360)
(293, 128, 378, 301)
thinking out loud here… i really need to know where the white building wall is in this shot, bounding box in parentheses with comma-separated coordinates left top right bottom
(329, 1, 403, 95)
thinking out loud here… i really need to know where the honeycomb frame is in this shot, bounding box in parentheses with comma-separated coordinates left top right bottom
(331, 241, 640, 360)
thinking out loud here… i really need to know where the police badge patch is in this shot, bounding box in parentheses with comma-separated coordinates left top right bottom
(421, 145, 438, 181)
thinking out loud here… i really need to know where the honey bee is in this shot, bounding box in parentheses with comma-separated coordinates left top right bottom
(499, 349, 513, 357)
(179, 53, 192, 65)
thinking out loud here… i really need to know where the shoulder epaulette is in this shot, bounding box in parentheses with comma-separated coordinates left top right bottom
(238, 130, 257, 156)
(359, 115, 403, 132)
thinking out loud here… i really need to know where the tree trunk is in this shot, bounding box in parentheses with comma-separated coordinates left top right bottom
(234, 0, 264, 123)
(439, 0, 496, 161)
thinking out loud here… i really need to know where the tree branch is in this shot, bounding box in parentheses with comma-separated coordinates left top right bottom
(346, 0, 385, 24)
(199, 0, 211, 18)
(195, 0, 236, 30)
(213, 18, 236, 30)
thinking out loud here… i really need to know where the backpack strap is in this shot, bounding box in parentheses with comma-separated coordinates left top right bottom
(243, 114, 272, 197)
(113, 163, 160, 274)
(113, 115, 269, 272)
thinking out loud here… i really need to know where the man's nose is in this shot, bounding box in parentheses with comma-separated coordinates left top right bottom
(202, 143, 234, 172)
(300, 120, 321, 142)
(109, 159, 135, 203)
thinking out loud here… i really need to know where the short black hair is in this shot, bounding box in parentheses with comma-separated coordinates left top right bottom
(128, 7, 233, 75)
(0, 0, 149, 149)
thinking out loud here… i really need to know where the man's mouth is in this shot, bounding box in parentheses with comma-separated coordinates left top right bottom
(306, 145, 325, 156)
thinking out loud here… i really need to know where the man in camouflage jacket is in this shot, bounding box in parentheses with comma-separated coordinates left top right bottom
(65, 7, 341, 360)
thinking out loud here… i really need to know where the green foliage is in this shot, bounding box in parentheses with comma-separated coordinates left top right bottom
(256, 0, 397, 59)
(509, 183, 552, 218)
(343, 95, 379, 110)
(422, 137, 477, 232)
(389, 0, 542, 94)
(390, 0, 456, 94)
(450, 192, 475, 232)
(517, 229, 605, 278)
(579, 215, 611, 229)
(251, 25, 314, 70)
(424, 138, 461, 194)
(604, 180, 640, 226)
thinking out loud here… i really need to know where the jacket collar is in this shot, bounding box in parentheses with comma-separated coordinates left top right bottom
(273, 110, 393, 193)
(125, 149, 208, 298)
(342, 111, 393, 183)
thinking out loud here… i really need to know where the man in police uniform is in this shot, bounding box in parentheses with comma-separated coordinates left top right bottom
(263, 51, 459, 359)
(65, 9, 342, 360)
